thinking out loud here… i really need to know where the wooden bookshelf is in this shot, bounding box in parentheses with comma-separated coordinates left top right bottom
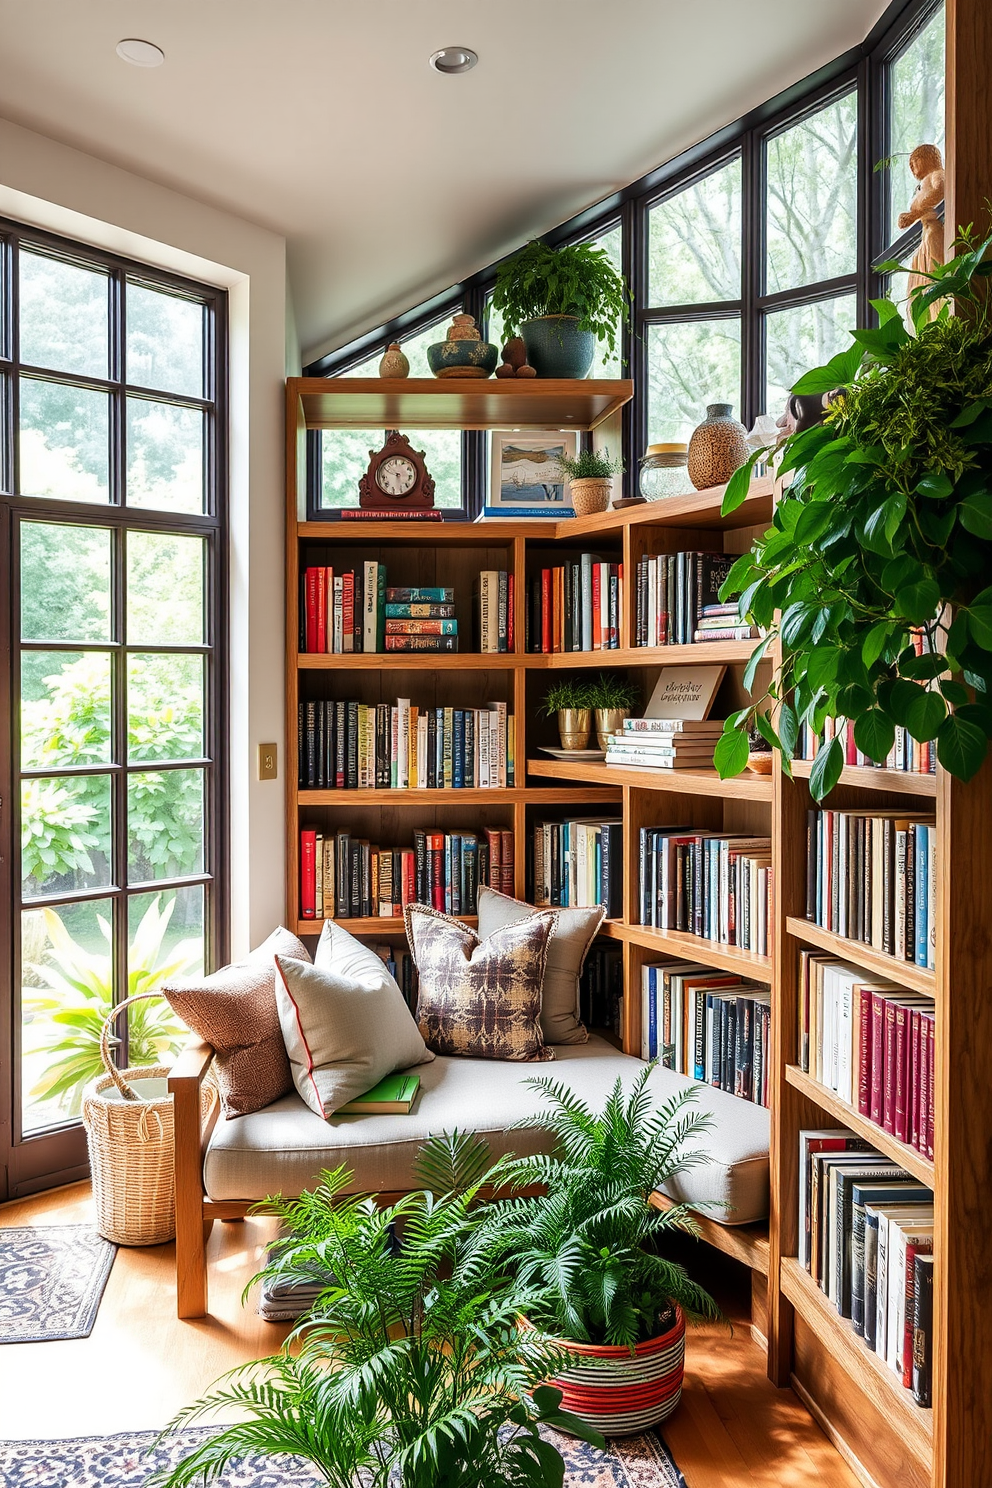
(785, 1065, 934, 1187)
(791, 758, 938, 798)
(785, 916, 936, 997)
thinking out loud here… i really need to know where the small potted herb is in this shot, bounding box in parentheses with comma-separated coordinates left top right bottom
(541, 677, 594, 751)
(491, 240, 630, 379)
(558, 448, 625, 516)
(586, 671, 639, 749)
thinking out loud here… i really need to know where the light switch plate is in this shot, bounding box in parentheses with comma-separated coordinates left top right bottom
(258, 743, 278, 780)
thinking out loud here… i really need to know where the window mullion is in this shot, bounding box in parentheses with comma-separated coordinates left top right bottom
(111, 519, 130, 1067)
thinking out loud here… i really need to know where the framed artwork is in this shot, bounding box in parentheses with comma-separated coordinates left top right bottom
(486, 431, 578, 517)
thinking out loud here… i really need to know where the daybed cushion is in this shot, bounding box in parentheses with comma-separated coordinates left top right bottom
(203, 1035, 770, 1225)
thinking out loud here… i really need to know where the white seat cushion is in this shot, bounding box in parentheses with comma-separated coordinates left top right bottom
(203, 1035, 769, 1225)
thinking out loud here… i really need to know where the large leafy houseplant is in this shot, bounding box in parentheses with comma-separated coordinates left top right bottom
(714, 231, 992, 798)
(492, 241, 629, 358)
(152, 1134, 602, 1488)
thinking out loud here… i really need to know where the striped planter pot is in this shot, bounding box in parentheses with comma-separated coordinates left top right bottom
(545, 1308, 686, 1436)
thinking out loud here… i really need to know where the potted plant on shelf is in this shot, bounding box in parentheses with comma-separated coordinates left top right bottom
(491, 239, 629, 379)
(476, 1070, 720, 1436)
(153, 1134, 602, 1488)
(714, 229, 992, 799)
(541, 677, 594, 751)
(558, 447, 625, 516)
(587, 671, 639, 750)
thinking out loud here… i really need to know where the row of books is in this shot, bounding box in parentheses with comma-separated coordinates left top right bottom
(640, 961, 771, 1107)
(369, 943, 418, 1013)
(300, 570, 459, 653)
(798, 716, 937, 775)
(580, 942, 624, 1036)
(799, 952, 935, 1157)
(531, 817, 623, 918)
(638, 828, 773, 954)
(805, 809, 936, 968)
(525, 558, 623, 652)
(605, 716, 723, 771)
(297, 699, 512, 790)
(799, 1130, 934, 1407)
(634, 551, 756, 646)
(299, 827, 514, 919)
(474, 570, 514, 652)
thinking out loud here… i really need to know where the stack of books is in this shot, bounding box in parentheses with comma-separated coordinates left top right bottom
(635, 551, 755, 646)
(385, 586, 458, 652)
(298, 567, 459, 654)
(532, 817, 623, 916)
(798, 717, 937, 775)
(805, 808, 937, 967)
(474, 570, 513, 652)
(300, 826, 512, 920)
(692, 603, 759, 643)
(799, 951, 935, 1158)
(638, 828, 773, 954)
(525, 555, 623, 652)
(580, 942, 623, 1035)
(640, 961, 771, 1107)
(799, 1130, 934, 1407)
(605, 717, 723, 771)
(297, 699, 512, 789)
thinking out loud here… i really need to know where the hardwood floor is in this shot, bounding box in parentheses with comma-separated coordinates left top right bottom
(0, 1183, 862, 1487)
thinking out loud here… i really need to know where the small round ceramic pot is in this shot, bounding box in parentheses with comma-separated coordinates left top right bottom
(557, 708, 592, 750)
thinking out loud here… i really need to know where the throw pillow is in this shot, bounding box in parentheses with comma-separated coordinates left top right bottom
(404, 902, 558, 1062)
(476, 886, 604, 1045)
(162, 926, 310, 1119)
(274, 920, 433, 1119)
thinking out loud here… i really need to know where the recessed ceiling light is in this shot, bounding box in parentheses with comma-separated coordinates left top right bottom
(116, 38, 165, 67)
(429, 47, 478, 75)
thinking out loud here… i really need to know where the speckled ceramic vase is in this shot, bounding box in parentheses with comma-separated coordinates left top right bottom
(687, 403, 749, 490)
(521, 316, 595, 379)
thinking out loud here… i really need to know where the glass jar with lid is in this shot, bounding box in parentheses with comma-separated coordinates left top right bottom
(639, 442, 691, 500)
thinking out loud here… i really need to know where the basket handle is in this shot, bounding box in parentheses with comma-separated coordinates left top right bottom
(99, 992, 165, 1102)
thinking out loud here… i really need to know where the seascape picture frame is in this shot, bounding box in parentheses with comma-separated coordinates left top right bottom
(485, 431, 578, 517)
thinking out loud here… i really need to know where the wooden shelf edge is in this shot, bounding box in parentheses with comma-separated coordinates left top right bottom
(297, 652, 521, 670)
(297, 785, 623, 805)
(295, 916, 478, 936)
(527, 757, 772, 800)
(784, 1065, 934, 1186)
(601, 920, 772, 979)
(649, 1191, 770, 1275)
(289, 376, 633, 433)
(784, 917, 936, 996)
(791, 759, 938, 797)
(541, 641, 761, 668)
(780, 1258, 933, 1459)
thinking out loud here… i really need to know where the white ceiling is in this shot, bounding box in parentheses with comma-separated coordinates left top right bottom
(0, 1, 890, 364)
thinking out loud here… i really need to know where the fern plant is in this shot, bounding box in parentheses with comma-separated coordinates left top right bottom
(492, 241, 630, 355)
(152, 1134, 603, 1488)
(473, 1069, 721, 1347)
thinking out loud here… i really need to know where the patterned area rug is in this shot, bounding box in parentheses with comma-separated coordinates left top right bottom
(0, 1425, 686, 1487)
(0, 1225, 117, 1343)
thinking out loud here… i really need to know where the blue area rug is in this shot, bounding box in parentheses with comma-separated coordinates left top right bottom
(0, 1225, 116, 1343)
(0, 1425, 686, 1487)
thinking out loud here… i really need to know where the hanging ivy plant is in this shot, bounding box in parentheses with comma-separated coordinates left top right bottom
(714, 229, 992, 799)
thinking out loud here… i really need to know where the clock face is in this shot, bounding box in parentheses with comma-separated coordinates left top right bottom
(376, 455, 418, 497)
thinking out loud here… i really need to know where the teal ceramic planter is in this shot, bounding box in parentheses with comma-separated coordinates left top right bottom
(521, 317, 595, 379)
(427, 338, 499, 379)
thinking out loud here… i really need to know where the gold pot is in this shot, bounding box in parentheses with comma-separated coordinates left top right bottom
(595, 707, 630, 751)
(558, 708, 592, 750)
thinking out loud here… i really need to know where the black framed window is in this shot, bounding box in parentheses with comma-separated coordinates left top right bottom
(0, 218, 227, 1194)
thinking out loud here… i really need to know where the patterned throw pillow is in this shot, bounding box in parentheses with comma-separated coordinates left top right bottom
(476, 886, 604, 1045)
(162, 926, 311, 1118)
(404, 903, 558, 1062)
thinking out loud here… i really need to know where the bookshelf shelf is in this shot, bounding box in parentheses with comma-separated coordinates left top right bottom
(297, 652, 522, 671)
(785, 917, 936, 997)
(649, 1190, 771, 1275)
(541, 640, 762, 668)
(290, 376, 633, 433)
(296, 915, 478, 938)
(779, 1258, 933, 1464)
(785, 1065, 934, 1186)
(528, 756, 773, 801)
(602, 919, 772, 978)
(297, 786, 623, 806)
(791, 759, 937, 798)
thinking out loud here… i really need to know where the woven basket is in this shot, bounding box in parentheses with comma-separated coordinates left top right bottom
(82, 993, 211, 1247)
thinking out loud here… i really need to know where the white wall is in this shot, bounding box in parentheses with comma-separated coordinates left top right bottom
(0, 115, 293, 955)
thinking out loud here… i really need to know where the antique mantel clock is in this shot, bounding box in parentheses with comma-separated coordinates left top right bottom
(358, 430, 435, 511)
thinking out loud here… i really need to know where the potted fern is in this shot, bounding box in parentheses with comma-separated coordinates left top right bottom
(586, 671, 640, 750)
(558, 448, 625, 516)
(491, 240, 629, 379)
(476, 1069, 720, 1436)
(541, 677, 594, 750)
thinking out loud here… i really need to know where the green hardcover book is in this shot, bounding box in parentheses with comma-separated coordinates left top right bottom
(337, 1073, 421, 1115)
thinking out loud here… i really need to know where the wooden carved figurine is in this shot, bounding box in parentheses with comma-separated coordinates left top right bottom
(898, 144, 945, 323)
(496, 334, 537, 379)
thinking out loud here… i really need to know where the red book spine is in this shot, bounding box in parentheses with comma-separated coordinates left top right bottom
(926, 1014, 935, 1159)
(541, 570, 551, 653)
(500, 828, 514, 895)
(403, 850, 416, 908)
(893, 1003, 910, 1142)
(903, 1240, 934, 1387)
(869, 992, 886, 1125)
(507, 572, 515, 651)
(305, 568, 319, 653)
(393, 849, 403, 918)
(612, 563, 622, 647)
(553, 568, 563, 652)
(485, 827, 501, 891)
(857, 987, 872, 1117)
(882, 999, 898, 1134)
(909, 1008, 922, 1150)
(316, 567, 329, 653)
(342, 572, 354, 653)
(429, 833, 445, 911)
(592, 565, 603, 650)
(300, 828, 317, 918)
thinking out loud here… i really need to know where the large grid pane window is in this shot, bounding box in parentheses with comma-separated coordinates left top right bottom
(886, 6, 946, 248)
(2, 221, 226, 1180)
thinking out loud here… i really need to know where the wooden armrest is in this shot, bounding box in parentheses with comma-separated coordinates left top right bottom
(168, 1036, 215, 1092)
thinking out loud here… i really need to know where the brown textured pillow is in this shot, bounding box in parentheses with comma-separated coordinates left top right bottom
(163, 927, 311, 1118)
(404, 903, 557, 1062)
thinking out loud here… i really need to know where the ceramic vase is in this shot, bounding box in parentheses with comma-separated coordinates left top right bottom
(378, 342, 410, 378)
(687, 403, 749, 490)
(520, 316, 595, 379)
(557, 708, 592, 751)
(595, 707, 630, 751)
(570, 477, 612, 516)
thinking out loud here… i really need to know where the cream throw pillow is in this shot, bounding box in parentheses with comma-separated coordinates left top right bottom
(476, 886, 603, 1045)
(274, 921, 432, 1118)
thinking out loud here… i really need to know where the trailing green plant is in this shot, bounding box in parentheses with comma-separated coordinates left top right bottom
(714, 228, 992, 798)
(473, 1070, 721, 1348)
(492, 240, 630, 355)
(557, 447, 625, 481)
(585, 670, 639, 711)
(152, 1133, 602, 1488)
(540, 677, 593, 715)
